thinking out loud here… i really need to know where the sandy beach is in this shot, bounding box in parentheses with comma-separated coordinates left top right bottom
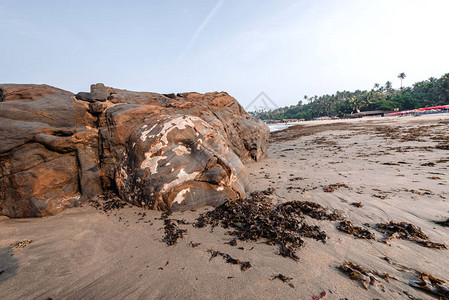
(1, 114, 448, 299)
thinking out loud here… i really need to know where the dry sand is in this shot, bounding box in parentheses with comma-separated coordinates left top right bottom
(1, 114, 449, 299)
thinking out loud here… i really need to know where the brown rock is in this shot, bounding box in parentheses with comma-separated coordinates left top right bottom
(0, 84, 101, 217)
(0, 83, 269, 217)
(109, 113, 248, 210)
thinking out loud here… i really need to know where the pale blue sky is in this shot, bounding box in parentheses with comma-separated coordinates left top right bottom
(1, 0, 448, 109)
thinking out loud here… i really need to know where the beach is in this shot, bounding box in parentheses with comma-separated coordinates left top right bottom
(1, 114, 448, 299)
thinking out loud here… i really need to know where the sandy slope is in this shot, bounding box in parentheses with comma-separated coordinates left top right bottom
(1, 114, 449, 299)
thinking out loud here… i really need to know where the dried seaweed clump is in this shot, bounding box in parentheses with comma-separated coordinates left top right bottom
(289, 177, 307, 181)
(195, 191, 328, 261)
(376, 221, 447, 249)
(410, 271, 449, 299)
(208, 249, 251, 271)
(436, 140, 449, 150)
(90, 192, 127, 212)
(323, 183, 350, 193)
(9, 240, 32, 249)
(434, 218, 449, 227)
(163, 219, 187, 246)
(338, 261, 391, 290)
(271, 274, 295, 288)
(374, 126, 400, 139)
(337, 221, 375, 239)
(275, 200, 343, 221)
(383, 256, 449, 299)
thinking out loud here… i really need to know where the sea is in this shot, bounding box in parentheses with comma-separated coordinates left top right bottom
(267, 123, 296, 132)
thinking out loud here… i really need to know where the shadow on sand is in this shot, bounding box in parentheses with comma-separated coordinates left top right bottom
(0, 247, 18, 285)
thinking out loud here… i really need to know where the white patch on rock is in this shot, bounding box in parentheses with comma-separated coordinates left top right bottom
(173, 145, 190, 155)
(196, 139, 203, 150)
(141, 153, 167, 173)
(216, 186, 224, 191)
(157, 116, 203, 144)
(149, 142, 165, 153)
(161, 168, 199, 193)
(172, 188, 191, 204)
(140, 123, 159, 141)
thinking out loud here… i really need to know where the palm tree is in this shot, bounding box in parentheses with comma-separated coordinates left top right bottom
(398, 73, 406, 89)
(385, 81, 393, 95)
(349, 96, 363, 113)
(373, 83, 380, 90)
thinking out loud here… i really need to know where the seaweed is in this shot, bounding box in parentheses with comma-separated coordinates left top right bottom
(376, 221, 447, 249)
(383, 256, 449, 299)
(271, 274, 295, 288)
(415, 240, 447, 249)
(195, 191, 330, 261)
(189, 242, 201, 248)
(338, 261, 390, 290)
(337, 221, 375, 239)
(377, 222, 428, 240)
(289, 177, 307, 181)
(173, 218, 190, 225)
(207, 249, 251, 271)
(403, 188, 434, 196)
(436, 158, 449, 163)
(350, 202, 363, 208)
(436, 142, 449, 150)
(9, 240, 32, 249)
(163, 219, 187, 246)
(90, 192, 127, 212)
(382, 162, 400, 166)
(374, 125, 440, 143)
(411, 272, 449, 299)
(323, 183, 350, 193)
(275, 200, 343, 221)
(102, 199, 127, 211)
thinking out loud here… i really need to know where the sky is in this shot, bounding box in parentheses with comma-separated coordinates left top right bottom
(1, 0, 449, 110)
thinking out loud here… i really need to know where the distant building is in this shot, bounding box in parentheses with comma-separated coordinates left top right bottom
(282, 119, 302, 123)
(314, 116, 332, 120)
(263, 119, 282, 124)
(345, 110, 389, 118)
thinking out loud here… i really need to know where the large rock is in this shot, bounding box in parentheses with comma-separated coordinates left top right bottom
(0, 83, 269, 217)
(0, 84, 102, 217)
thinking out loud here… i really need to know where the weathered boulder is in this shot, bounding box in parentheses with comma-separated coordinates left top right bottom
(0, 83, 269, 217)
(104, 111, 248, 211)
(0, 84, 102, 217)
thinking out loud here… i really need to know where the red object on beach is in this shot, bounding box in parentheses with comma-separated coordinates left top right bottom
(311, 291, 326, 299)
(386, 105, 449, 116)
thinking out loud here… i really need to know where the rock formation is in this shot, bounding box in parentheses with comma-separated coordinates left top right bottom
(0, 83, 269, 217)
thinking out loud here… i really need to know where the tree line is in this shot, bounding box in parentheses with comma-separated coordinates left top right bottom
(250, 73, 449, 120)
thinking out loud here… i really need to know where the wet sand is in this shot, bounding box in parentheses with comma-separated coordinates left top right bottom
(1, 114, 448, 299)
